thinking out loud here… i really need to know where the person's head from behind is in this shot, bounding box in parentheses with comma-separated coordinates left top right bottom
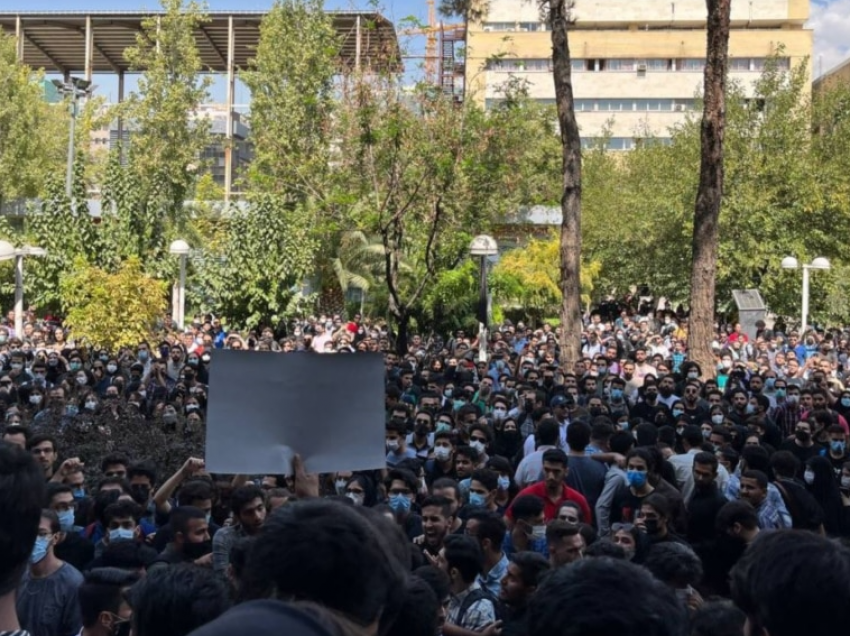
(731, 530, 850, 636)
(690, 601, 746, 636)
(128, 564, 230, 636)
(527, 558, 688, 636)
(642, 542, 703, 591)
(0, 442, 46, 595)
(385, 576, 439, 636)
(242, 499, 406, 636)
(79, 567, 141, 636)
(413, 565, 451, 634)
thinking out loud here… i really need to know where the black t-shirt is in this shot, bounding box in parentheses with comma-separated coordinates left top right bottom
(54, 532, 94, 572)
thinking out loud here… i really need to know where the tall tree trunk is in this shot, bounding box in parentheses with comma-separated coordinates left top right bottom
(688, 0, 731, 377)
(549, 0, 583, 368)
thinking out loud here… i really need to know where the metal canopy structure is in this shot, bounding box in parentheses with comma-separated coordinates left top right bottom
(0, 10, 400, 201)
(0, 11, 401, 75)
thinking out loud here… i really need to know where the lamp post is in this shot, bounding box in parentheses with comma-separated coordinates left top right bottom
(169, 240, 190, 330)
(0, 242, 47, 336)
(52, 77, 96, 200)
(781, 256, 831, 333)
(470, 235, 499, 363)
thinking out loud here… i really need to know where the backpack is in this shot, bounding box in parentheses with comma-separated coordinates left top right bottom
(457, 587, 503, 626)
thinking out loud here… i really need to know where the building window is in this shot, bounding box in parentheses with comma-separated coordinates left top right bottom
(607, 59, 636, 71)
(572, 59, 585, 71)
(678, 59, 706, 72)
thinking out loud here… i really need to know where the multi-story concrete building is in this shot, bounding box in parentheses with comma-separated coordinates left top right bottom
(466, 0, 812, 149)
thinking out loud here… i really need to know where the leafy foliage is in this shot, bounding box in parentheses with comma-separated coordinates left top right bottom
(60, 257, 167, 351)
(241, 0, 338, 198)
(0, 30, 66, 206)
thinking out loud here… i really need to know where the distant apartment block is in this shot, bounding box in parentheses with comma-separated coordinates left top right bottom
(466, 0, 812, 149)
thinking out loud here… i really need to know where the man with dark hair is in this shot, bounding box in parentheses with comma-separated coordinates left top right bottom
(149, 507, 212, 571)
(100, 455, 130, 480)
(241, 499, 406, 636)
(465, 510, 508, 597)
(385, 577, 439, 636)
(594, 429, 634, 536)
(17, 509, 84, 636)
(440, 535, 498, 634)
(731, 531, 850, 636)
(545, 521, 585, 568)
(2, 423, 29, 448)
(46, 483, 94, 571)
(527, 558, 688, 636)
(508, 449, 592, 523)
(28, 433, 58, 479)
(212, 485, 266, 574)
(78, 567, 140, 636)
(499, 552, 550, 636)
(669, 425, 729, 500)
(564, 420, 608, 509)
(687, 451, 729, 544)
(385, 468, 422, 540)
(690, 601, 746, 636)
(643, 543, 704, 608)
(503, 495, 547, 558)
(467, 469, 499, 513)
(414, 565, 452, 635)
(420, 495, 455, 560)
(128, 564, 230, 636)
(716, 500, 761, 546)
(0, 442, 46, 633)
(739, 470, 791, 530)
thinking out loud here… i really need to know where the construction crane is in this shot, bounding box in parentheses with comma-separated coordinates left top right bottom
(399, 0, 466, 100)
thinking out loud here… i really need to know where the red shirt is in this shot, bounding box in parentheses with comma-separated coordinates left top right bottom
(507, 481, 593, 524)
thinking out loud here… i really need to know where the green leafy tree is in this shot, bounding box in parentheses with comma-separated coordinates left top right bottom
(60, 257, 167, 351)
(197, 196, 318, 327)
(0, 30, 66, 207)
(119, 0, 212, 220)
(241, 0, 338, 198)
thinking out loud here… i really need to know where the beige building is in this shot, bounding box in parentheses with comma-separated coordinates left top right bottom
(466, 0, 812, 149)
(814, 56, 850, 93)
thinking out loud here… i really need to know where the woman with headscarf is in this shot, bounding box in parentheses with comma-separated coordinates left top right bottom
(804, 456, 850, 537)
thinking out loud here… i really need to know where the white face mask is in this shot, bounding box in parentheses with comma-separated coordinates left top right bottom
(841, 476, 850, 490)
(470, 440, 486, 454)
(434, 446, 452, 461)
(334, 479, 347, 495)
(29, 395, 42, 405)
(530, 525, 546, 540)
(492, 407, 507, 420)
(804, 469, 815, 485)
(106, 364, 118, 374)
(85, 401, 97, 411)
(76, 376, 87, 386)
(386, 440, 400, 452)
(346, 492, 364, 506)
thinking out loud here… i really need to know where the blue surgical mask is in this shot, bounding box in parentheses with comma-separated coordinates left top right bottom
(109, 528, 135, 542)
(626, 470, 647, 489)
(452, 399, 465, 411)
(841, 398, 850, 408)
(388, 494, 411, 514)
(72, 488, 86, 500)
(57, 509, 75, 532)
(497, 475, 510, 490)
(775, 388, 786, 399)
(137, 350, 149, 361)
(831, 440, 846, 455)
(611, 388, 624, 400)
(745, 404, 756, 415)
(30, 536, 51, 564)
(672, 408, 684, 418)
(444, 388, 453, 399)
(436, 422, 452, 434)
(469, 492, 487, 507)
(765, 378, 776, 390)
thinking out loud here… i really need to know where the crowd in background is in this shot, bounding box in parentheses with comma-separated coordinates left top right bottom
(1, 302, 850, 636)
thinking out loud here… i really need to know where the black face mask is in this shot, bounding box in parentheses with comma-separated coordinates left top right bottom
(183, 539, 212, 560)
(112, 619, 132, 636)
(130, 485, 151, 505)
(643, 518, 660, 535)
(645, 392, 658, 402)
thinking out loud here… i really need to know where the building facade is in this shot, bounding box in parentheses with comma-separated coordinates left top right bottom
(466, 0, 812, 149)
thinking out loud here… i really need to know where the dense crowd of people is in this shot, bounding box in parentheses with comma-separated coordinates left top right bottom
(1, 306, 850, 636)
